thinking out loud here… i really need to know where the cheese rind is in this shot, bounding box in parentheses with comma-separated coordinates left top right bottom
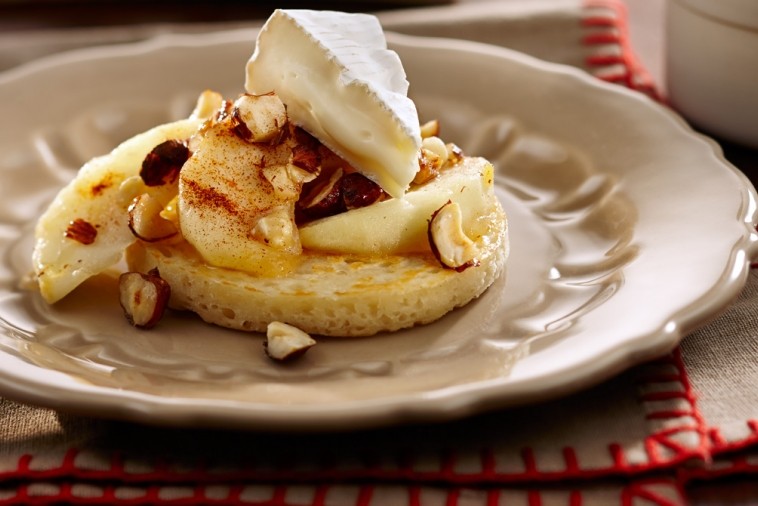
(245, 9, 421, 198)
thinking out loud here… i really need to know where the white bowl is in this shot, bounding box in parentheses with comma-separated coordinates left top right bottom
(666, 0, 758, 147)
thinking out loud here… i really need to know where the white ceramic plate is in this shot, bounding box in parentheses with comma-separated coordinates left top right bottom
(0, 30, 756, 430)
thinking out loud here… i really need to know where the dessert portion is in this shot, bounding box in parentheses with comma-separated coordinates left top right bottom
(32, 9, 508, 339)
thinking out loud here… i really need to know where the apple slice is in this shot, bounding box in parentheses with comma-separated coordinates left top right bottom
(298, 157, 495, 255)
(33, 118, 202, 304)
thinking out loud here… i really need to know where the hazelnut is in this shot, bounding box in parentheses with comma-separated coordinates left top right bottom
(291, 144, 322, 176)
(422, 136, 448, 163)
(420, 119, 440, 138)
(414, 149, 441, 185)
(292, 126, 321, 149)
(264, 321, 316, 362)
(341, 172, 386, 210)
(214, 99, 234, 123)
(119, 269, 171, 329)
(128, 193, 178, 242)
(262, 164, 316, 201)
(318, 144, 352, 173)
(287, 163, 319, 185)
(65, 218, 97, 245)
(297, 167, 345, 220)
(446, 143, 465, 166)
(140, 140, 190, 187)
(118, 175, 148, 206)
(428, 201, 480, 272)
(231, 93, 287, 143)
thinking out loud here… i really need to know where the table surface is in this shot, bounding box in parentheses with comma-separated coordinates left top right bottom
(0, 1, 756, 504)
(571, 7, 758, 503)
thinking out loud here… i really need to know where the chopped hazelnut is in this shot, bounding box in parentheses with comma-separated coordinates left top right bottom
(297, 167, 345, 220)
(292, 126, 320, 149)
(231, 93, 287, 143)
(128, 193, 178, 242)
(264, 321, 316, 361)
(422, 136, 448, 162)
(214, 99, 234, 123)
(65, 219, 97, 245)
(428, 201, 480, 272)
(341, 172, 386, 210)
(119, 269, 171, 329)
(414, 149, 441, 185)
(291, 144, 322, 175)
(446, 143, 465, 166)
(140, 140, 190, 187)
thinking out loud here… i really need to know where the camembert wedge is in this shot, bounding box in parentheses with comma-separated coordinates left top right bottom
(246, 9, 421, 198)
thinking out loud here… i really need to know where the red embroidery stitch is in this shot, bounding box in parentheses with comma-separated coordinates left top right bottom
(569, 489, 583, 506)
(408, 486, 422, 506)
(581, 0, 660, 99)
(311, 485, 329, 506)
(486, 489, 500, 506)
(562, 447, 580, 473)
(528, 489, 542, 506)
(356, 485, 374, 506)
(623, 479, 686, 506)
(445, 488, 460, 506)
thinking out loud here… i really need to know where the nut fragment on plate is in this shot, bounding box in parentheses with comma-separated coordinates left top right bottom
(119, 269, 171, 329)
(264, 321, 317, 361)
(428, 200, 481, 272)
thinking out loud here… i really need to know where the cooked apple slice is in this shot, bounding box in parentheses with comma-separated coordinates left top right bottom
(178, 96, 308, 277)
(33, 118, 203, 304)
(298, 157, 495, 255)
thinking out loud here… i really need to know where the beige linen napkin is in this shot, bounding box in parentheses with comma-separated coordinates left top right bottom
(0, 1, 755, 505)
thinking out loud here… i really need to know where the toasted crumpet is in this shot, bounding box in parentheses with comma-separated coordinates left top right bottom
(126, 201, 507, 337)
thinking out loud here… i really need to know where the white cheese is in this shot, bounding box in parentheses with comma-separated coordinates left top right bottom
(245, 9, 421, 198)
